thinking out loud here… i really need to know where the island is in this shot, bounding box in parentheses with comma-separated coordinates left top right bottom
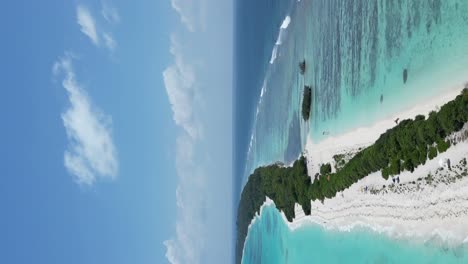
(236, 88, 468, 264)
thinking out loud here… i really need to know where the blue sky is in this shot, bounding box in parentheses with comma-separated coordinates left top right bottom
(0, 1, 232, 263)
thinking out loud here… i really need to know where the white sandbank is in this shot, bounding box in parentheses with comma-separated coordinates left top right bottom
(289, 140, 468, 245)
(304, 85, 466, 178)
(245, 138, 468, 253)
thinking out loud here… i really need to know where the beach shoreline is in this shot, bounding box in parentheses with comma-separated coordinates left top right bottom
(240, 197, 275, 261)
(305, 85, 467, 178)
(286, 140, 468, 246)
(241, 85, 468, 260)
(291, 84, 468, 246)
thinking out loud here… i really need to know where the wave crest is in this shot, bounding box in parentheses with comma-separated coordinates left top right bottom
(270, 15, 291, 64)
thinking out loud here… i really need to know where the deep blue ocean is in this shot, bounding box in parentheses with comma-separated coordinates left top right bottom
(234, 0, 468, 263)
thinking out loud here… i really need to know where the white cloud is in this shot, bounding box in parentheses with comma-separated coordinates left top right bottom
(164, 240, 180, 264)
(163, 34, 208, 264)
(101, 1, 120, 24)
(163, 1, 233, 262)
(103, 32, 117, 52)
(77, 5, 99, 45)
(170, 0, 206, 32)
(164, 0, 228, 262)
(53, 55, 118, 185)
(77, 4, 119, 53)
(164, 135, 206, 264)
(163, 35, 201, 140)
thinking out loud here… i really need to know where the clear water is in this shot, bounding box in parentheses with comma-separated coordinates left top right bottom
(241, 0, 468, 185)
(236, 0, 468, 263)
(242, 206, 468, 264)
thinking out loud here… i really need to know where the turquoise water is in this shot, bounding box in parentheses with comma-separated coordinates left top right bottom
(243, 0, 468, 184)
(238, 0, 468, 263)
(243, 206, 468, 264)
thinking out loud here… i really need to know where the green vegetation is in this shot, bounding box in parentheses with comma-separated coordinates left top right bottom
(428, 146, 438, 160)
(437, 139, 450, 153)
(320, 163, 332, 175)
(236, 89, 468, 264)
(333, 154, 346, 171)
(333, 154, 345, 163)
(302, 85, 312, 120)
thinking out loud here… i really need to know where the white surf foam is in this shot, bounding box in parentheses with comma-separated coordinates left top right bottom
(270, 15, 291, 64)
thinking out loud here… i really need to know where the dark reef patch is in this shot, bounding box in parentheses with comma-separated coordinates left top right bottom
(403, 68, 408, 84)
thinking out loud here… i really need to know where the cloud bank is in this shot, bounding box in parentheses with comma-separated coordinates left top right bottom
(162, 32, 206, 264)
(163, 0, 234, 262)
(164, 134, 207, 264)
(53, 55, 118, 185)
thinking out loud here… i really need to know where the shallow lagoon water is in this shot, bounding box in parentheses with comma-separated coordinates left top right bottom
(242, 206, 468, 264)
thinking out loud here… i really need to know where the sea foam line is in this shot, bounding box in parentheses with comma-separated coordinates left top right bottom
(244, 14, 293, 183)
(270, 15, 291, 64)
(247, 14, 292, 160)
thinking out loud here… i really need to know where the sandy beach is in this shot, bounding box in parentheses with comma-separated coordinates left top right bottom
(289, 84, 468, 245)
(304, 85, 466, 178)
(288, 140, 468, 245)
